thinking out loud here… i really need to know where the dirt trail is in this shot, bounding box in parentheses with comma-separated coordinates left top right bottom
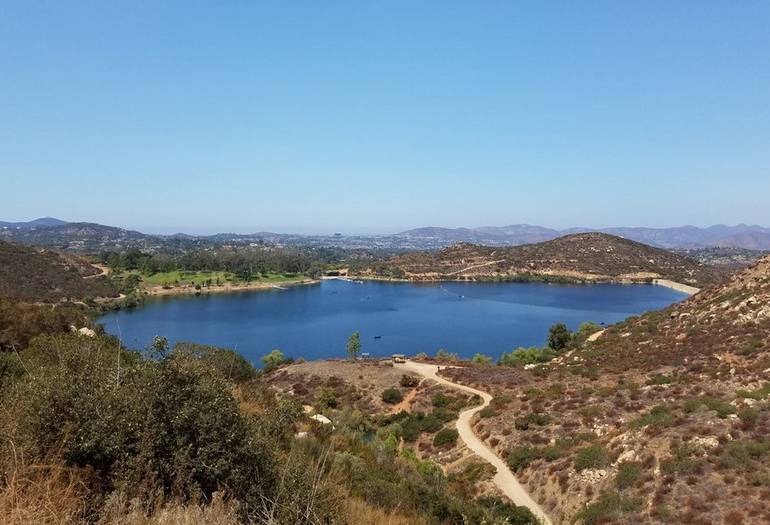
(396, 361, 552, 525)
(446, 259, 506, 276)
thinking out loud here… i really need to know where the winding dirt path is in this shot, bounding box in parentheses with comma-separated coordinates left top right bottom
(446, 259, 506, 276)
(396, 360, 553, 525)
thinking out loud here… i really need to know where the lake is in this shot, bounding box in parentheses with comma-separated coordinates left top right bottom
(99, 279, 687, 363)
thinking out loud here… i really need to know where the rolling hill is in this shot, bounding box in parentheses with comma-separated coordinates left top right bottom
(358, 233, 726, 288)
(0, 240, 118, 302)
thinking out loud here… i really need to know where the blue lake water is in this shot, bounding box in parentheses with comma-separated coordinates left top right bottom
(99, 280, 686, 363)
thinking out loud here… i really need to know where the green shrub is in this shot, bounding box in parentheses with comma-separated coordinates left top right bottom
(514, 413, 551, 430)
(574, 445, 610, 471)
(498, 346, 556, 366)
(0, 334, 280, 515)
(315, 386, 339, 409)
(419, 414, 444, 433)
(580, 406, 602, 418)
(399, 374, 420, 387)
(431, 392, 452, 407)
(629, 405, 674, 429)
(547, 323, 572, 351)
(661, 443, 699, 476)
(433, 428, 459, 447)
(382, 387, 404, 404)
(615, 462, 642, 489)
(479, 406, 496, 418)
(507, 446, 540, 471)
(432, 407, 459, 423)
(576, 491, 642, 525)
(175, 341, 257, 382)
(735, 383, 770, 400)
(260, 348, 292, 373)
(435, 348, 458, 361)
(702, 397, 736, 418)
(471, 353, 493, 365)
(720, 439, 770, 471)
(738, 407, 759, 425)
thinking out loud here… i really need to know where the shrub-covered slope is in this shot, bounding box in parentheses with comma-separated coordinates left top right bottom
(0, 240, 117, 301)
(438, 255, 770, 524)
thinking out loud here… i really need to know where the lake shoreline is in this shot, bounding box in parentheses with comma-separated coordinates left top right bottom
(349, 274, 699, 295)
(141, 277, 320, 297)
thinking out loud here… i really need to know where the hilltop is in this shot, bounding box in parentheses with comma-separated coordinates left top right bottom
(356, 233, 726, 288)
(0, 240, 118, 302)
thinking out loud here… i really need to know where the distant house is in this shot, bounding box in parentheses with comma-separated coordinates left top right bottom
(360, 352, 371, 360)
(391, 354, 406, 363)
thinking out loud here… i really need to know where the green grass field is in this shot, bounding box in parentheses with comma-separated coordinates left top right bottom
(138, 270, 303, 287)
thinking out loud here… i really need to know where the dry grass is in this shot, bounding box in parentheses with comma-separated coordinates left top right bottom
(0, 459, 88, 525)
(344, 498, 427, 525)
(0, 459, 240, 525)
(100, 493, 240, 525)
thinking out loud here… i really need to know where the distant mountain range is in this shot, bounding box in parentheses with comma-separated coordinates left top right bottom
(2, 217, 770, 252)
(0, 217, 68, 229)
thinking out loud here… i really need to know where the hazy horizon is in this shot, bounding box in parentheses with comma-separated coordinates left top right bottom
(3, 215, 770, 237)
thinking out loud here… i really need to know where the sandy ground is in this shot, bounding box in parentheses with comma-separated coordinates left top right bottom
(653, 278, 700, 295)
(396, 361, 553, 525)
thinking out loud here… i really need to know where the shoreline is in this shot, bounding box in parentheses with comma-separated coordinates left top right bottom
(141, 278, 320, 297)
(350, 273, 701, 294)
(652, 278, 700, 295)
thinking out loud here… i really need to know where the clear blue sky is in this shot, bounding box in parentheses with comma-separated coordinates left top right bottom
(2, 1, 769, 234)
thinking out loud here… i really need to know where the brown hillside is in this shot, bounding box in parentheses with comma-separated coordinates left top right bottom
(437, 255, 770, 524)
(362, 233, 725, 288)
(0, 240, 118, 302)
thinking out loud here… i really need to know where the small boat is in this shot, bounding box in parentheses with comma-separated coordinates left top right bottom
(374, 335, 382, 340)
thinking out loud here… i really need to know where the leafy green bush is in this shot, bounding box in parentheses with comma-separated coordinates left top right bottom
(684, 396, 736, 418)
(498, 346, 557, 366)
(260, 348, 292, 373)
(574, 445, 610, 471)
(0, 334, 280, 517)
(471, 353, 492, 365)
(433, 428, 459, 447)
(661, 443, 699, 476)
(382, 387, 404, 404)
(547, 323, 572, 350)
(315, 386, 339, 409)
(514, 413, 551, 430)
(615, 462, 642, 489)
(174, 341, 257, 382)
(629, 404, 674, 429)
(576, 491, 642, 525)
(720, 439, 770, 471)
(431, 392, 451, 407)
(419, 414, 444, 433)
(435, 348, 459, 361)
(507, 446, 540, 471)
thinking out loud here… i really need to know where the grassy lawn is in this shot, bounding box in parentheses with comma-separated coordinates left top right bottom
(138, 270, 304, 287)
